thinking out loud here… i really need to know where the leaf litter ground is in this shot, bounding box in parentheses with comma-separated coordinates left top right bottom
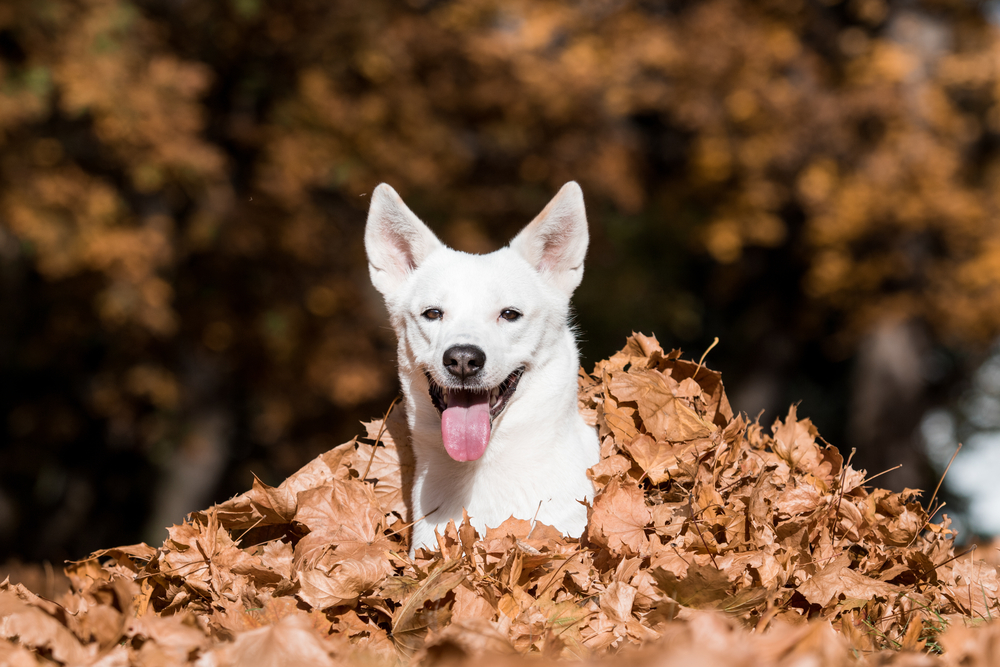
(3, 333, 1000, 666)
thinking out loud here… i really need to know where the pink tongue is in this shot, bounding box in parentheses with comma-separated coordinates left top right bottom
(441, 389, 491, 461)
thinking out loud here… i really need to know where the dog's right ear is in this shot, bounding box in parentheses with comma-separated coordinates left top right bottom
(365, 184, 443, 296)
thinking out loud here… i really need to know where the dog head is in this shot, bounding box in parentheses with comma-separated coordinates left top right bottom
(365, 182, 589, 462)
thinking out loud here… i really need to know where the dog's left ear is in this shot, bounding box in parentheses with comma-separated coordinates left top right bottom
(510, 181, 589, 295)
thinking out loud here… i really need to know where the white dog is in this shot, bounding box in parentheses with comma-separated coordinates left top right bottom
(364, 182, 600, 554)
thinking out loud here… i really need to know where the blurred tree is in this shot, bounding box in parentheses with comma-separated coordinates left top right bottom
(1, 0, 999, 562)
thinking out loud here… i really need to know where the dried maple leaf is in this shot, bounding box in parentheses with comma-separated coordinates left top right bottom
(291, 480, 388, 565)
(88, 542, 158, 566)
(211, 613, 336, 667)
(624, 434, 673, 484)
(587, 476, 651, 557)
(939, 621, 1000, 666)
(259, 540, 294, 580)
(451, 584, 495, 621)
(600, 581, 637, 624)
(588, 454, 633, 485)
(391, 559, 467, 657)
(771, 406, 824, 473)
(216, 442, 356, 530)
(126, 612, 212, 664)
(776, 482, 823, 518)
(356, 408, 414, 520)
(509, 604, 550, 652)
(797, 555, 902, 609)
(609, 369, 713, 442)
(419, 617, 516, 662)
(943, 558, 1000, 619)
(484, 517, 534, 541)
(160, 512, 274, 602)
(0, 639, 43, 667)
(600, 390, 641, 442)
(0, 591, 93, 665)
(75, 601, 125, 649)
(354, 441, 412, 521)
(652, 564, 731, 610)
(298, 554, 391, 610)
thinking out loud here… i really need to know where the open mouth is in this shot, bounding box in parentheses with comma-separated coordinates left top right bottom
(426, 367, 524, 420)
(425, 367, 524, 462)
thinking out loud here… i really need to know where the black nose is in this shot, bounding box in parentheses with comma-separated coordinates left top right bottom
(443, 344, 486, 380)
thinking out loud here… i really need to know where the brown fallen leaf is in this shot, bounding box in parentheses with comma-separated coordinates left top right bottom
(624, 434, 674, 484)
(0, 592, 93, 665)
(392, 559, 467, 658)
(419, 618, 516, 662)
(126, 612, 212, 661)
(216, 442, 356, 530)
(0, 639, 44, 667)
(212, 613, 336, 667)
(588, 476, 651, 557)
(797, 555, 902, 609)
(609, 369, 713, 442)
(298, 554, 391, 610)
(292, 480, 388, 565)
(771, 406, 824, 473)
(652, 564, 731, 610)
(600, 581, 637, 624)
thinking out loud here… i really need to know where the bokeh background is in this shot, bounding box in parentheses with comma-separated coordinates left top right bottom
(2, 0, 1000, 568)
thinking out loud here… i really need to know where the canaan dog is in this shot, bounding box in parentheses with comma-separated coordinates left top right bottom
(365, 182, 600, 554)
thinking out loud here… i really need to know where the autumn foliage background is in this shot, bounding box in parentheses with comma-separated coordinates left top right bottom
(3, 0, 1000, 569)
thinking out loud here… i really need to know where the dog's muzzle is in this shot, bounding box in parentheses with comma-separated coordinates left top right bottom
(425, 366, 525, 462)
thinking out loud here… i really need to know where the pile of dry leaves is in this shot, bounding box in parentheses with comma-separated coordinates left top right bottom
(3, 333, 1000, 666)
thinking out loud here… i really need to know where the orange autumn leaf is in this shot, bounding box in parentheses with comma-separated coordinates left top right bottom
(587, 476, 651, 556)
(298, 555, 391, 610)
(609, 369, 713, 442)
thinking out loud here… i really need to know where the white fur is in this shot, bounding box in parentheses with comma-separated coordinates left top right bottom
(365, 182, 600, 554)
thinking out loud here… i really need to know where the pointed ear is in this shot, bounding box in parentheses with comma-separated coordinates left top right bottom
(365, 184, 443, 296)
(510, 182, 589, 295)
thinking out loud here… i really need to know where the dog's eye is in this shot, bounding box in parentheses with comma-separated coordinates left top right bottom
(500, 309, 522, 322)
(422, 308, 443, 321)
